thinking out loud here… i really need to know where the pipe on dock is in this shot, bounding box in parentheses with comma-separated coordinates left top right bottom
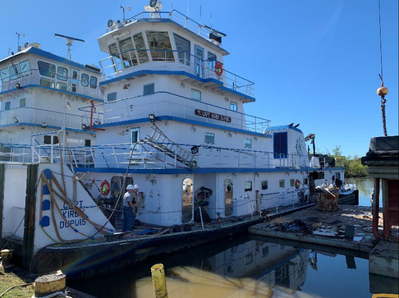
(151, 263, 168, 298)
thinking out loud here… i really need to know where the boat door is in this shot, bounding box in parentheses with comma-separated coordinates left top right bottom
(225, 179, 233, 216)
(182, 178, 193, 223)
(194, 45, 204, 77)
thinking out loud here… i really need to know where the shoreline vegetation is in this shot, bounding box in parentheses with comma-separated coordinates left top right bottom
(328, 145, 369, 178)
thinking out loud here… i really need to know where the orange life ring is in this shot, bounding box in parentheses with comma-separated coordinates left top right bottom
(295, 179, 301, 189)
(215, 61, 223, 76)
(100, 180, 110, 196)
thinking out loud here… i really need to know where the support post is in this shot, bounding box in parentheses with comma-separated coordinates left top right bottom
(151, 263, 168, 298)
(0, 164, 5, 247)
(372, 178, 380, 240)
(23, 164, 38, 270)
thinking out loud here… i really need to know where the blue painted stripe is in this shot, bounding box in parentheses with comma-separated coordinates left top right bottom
(0, 84, 103, 102)
(74, 166, 317, 175)
(99, 70, 254, 102)
(0, 47, 101, 74)
(269, 125, 303, 134)
(0, 122, 95, 134)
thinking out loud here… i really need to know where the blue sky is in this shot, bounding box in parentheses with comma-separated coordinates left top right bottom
(1, 0, 397, 157)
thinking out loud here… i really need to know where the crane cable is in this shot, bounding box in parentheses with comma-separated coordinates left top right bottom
(377, 0, 388, 137)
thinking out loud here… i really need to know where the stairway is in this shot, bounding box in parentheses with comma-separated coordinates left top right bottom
(142, 124, 196, 167)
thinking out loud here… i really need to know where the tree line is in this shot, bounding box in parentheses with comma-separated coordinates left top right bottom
(328, 146, 369, 178)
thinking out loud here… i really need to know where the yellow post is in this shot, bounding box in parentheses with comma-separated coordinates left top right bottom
(151, 263, 168, 298)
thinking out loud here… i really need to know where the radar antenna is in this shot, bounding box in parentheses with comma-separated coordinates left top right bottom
(144, 0, 163, 17)
(120, 5, 131, 22)
(54, 33, 85, 60)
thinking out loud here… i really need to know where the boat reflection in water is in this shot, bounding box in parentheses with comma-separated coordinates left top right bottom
(69, 236, 312, 298)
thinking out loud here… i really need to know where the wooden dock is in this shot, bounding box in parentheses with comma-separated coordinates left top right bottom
(249, 205, 398, 279)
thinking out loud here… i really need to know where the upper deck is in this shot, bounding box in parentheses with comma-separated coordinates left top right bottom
(97, 10, 255, 100)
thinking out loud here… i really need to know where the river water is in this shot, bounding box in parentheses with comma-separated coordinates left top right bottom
(68, 178, 395, 298)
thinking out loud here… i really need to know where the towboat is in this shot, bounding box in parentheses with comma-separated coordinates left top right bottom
(0, 1, 348, 278)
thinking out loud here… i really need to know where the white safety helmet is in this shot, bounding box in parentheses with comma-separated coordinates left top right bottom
(127, 184, 134, 190)
(134, 184, 139, 189)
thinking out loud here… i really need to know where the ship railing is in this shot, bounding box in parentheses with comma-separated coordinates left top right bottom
(0, 106, 91, 131)
(83, 91, 269, 134)
(0, 141, 308, 170)
(99, 48, 254, 98)
(0, 68, 102, 99)
(0, 143, 32, 163)
(61, 142, 308, 170)
(118, 10, 219, 41)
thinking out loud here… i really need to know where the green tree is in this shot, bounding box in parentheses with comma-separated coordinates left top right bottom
(327, 146, 368, 178)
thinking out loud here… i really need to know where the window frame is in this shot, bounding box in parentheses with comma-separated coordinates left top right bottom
(38, 61, 56, 78)
(205, 132, 215, 144)
(57, 66, 68, 81)
(191, 88, 201, 101)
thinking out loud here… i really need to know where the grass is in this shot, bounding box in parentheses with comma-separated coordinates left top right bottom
(0, 265, 35, 298)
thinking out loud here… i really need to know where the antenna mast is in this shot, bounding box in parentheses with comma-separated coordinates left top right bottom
(54, 33, 85, 60)
(16, 32, 25, 52)
(120, 5, 131, 22)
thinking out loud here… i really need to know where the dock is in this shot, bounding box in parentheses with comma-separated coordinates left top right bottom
(249, 204, 399, 280)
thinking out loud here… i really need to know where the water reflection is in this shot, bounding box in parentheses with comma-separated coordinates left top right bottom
(68, 235, 373, 298)
(346, 178, 381, 207)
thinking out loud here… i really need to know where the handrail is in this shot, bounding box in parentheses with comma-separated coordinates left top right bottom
(79, 91, 269, 133)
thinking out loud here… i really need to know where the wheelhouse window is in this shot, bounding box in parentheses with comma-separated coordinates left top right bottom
(230, 101, 237, 111)
(145, 31, 174, 62)
(191, 89, 201, 101)
(57, 66, 68, 81)
(208, 52, 216, 69)
(244, 138, 252, 149)
(4, 102, 10, 110)
(205, 132, 215, 144)
(274, 132, 288, 159)
(90, 76, 97, 89)
(0, 68, 9, 83)
(38, 61, 56, 78)
(107, 92, 117, 102)
(9, 64, 20, 80)
(109, 43, 123, 71)
(19, 60, 31, 76)
(19, 98, 26, 107)
(261, 180, 268, 190)
(174, 34, 190, 65)
(40, 78, 54, 88)
(143, 83, 155, 95)
(244, 181, 252, 192)
(119, 37, 137, 68)
(81, 74, 89, 87)
(133, 33, 149, 64)
(56, 82, 67, 91)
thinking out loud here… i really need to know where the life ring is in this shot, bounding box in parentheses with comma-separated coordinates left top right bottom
(295, 179, 301, 189)
(215, 61, 223, 76)
(100, 180, 110, 196)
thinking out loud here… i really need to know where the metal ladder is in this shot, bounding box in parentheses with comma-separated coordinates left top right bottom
(143, 124, 195, 167)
